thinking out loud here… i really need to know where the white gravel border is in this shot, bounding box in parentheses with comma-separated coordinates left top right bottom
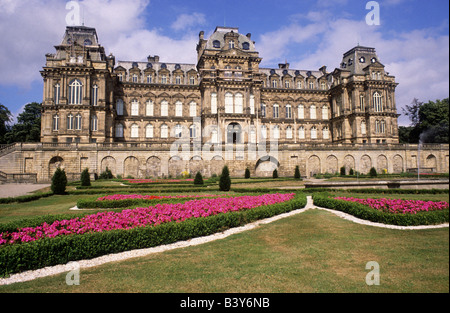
(1, 196, 448, 286)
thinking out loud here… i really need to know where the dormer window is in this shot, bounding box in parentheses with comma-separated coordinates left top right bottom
(359, 56, 366, 63)
(229, 41, 235, 49)
(371, 57, 377, 63)
(348, 58, 353, 65)
(242, 42, 250, 50)
(213, 40, 221, 48)
(84, 39, 92, 46)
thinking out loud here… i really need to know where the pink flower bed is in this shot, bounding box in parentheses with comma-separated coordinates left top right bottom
(124, 179, 194, 184)
(0, 193, 295, 246)
(96, 194, 221, 201)
(334, 197, 449, 214)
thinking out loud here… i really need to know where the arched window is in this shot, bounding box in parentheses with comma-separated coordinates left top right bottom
(68, 79, 83, 105)
(75, 114, 82, 130)
(272, 79, 278, 88)
(311, 126, 317, 139)
(161, 124, 168, 138)
(361, 121, 367, 135)
(174, 124, 183, 138)
(261, 103, 266, 117)
(286, 104, 292, 119)
(298, 104, 305, 119)
(213, 40, 221, 48)
(373, 92, 383, 112)
(309, 80, 315, 89)
(260, 125, 267, 139)
(322, 106, 329, 120)
(115, 123, 124, 138)
(131, 124, 139, 138)
(132, 74, 138, 83)
(225, 92, 233, 113)
(146, 100, 154, 116)
(242, 42, 250, 50)
(131, 99, 139, 116)
(211, 92, 218, 114)
(272, 125, 280, 140)
(161, 100, 168, 116)
(145, 124, 154, 138)
(298, 126, 305, 139)
(91, 84, 98, 106)
(323, 126, 330, 139)
(190, 124, 197, 138)
(116, 99, 124, 116)
(286, 126, 293, 139)
(53, 114, 59, 131)
(235, 93, 243, 114)
(273, 104, 279, 118)
(175, 101, 183, 117)
(67, 113, 74, 130)
(54, 84, 60, 105)
(310, 105, 317, 119)
(190, 102, 197, 117)
(91, 115, 98, 131)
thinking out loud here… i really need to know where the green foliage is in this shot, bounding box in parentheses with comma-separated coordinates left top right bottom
(80, 168, 91, 187)
(402, 97, 449, 144)
(245, 168, 251, 179)
(349, 168, 354, 176)
(340, 166, 346, 176)
(51, 168, 67, 195)
(194, 171, 204, 186)
(99, 167, 114, 180)
(219, 166, 231, 191)
(4, 102, 41, 144)
(294, 166, 301, 180)
(0, 103, 12, 144)
(272, 169, 278, 179)
(369, 167, 377, 177)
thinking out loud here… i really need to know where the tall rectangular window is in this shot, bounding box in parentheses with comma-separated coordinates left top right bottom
(161, 101, 168, 116)
(211, 93, 217, 114)
(298, 104, 304, 119)
(131, 100, 139, 116)
(54, 84, 60, 105)
(189, 102, 197, 117)
(286, 104, 292, 119)
(250, 95, 255, 115)
(273, 104, 279, 118)
(91, 85, 98, 106)
(175, 101, 183, 117)
(91, 115, 98, 131)
(146, 100, 154, 116)
(69, 79, 82, 105)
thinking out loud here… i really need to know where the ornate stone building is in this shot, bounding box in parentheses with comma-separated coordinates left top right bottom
(0, 25, 448, 182)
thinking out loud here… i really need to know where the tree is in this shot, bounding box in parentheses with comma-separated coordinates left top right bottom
(369, 167, 377, 177)
(194, 171, 204, 186)
(401, 98, 449, 144)
(219, 165, 231, 191)
(81, 168, 91, 187)
(294, 166, 301, 180)
(51, 167, 68, 195)
(245, 168, 251, 179)
(340, 166, 346, 176)
(0, 104, 12, 144)
(4, 102, 41, 144)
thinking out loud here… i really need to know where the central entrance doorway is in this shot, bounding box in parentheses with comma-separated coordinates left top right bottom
(227, 123, 242, 144)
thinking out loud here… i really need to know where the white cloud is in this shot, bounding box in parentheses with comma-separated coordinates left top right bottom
(171, 12, 206, 32)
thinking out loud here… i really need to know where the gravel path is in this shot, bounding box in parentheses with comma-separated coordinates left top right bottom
(0, 196, 447, 286)
(0, 184, 50, 198)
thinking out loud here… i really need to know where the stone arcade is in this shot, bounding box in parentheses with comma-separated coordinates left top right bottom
(0, 26, 448, 182)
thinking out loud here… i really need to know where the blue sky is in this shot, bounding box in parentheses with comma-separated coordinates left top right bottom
(0, 0, 448, 126)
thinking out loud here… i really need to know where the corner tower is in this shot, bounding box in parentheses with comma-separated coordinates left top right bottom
(329, 46, 399, 144)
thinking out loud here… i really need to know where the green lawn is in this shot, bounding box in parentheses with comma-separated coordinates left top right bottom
(0, 209, 447, 293)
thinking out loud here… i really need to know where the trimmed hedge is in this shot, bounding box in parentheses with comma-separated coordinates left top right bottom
(0, 192, 54, 204)
(312, 193, 449, 226)
(0, 193, 307, 277)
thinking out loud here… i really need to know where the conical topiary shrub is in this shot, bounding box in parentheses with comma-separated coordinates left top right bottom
(219, 165, 231, 191)
(81, 168, 91, 187)
(51, 167, 68, 195)
(245, 168, 251, 179)
(194, 171, 204, 186)
(294, 165, 301, 180)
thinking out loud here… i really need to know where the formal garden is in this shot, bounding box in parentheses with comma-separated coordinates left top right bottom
(0, 166, 448, 293)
